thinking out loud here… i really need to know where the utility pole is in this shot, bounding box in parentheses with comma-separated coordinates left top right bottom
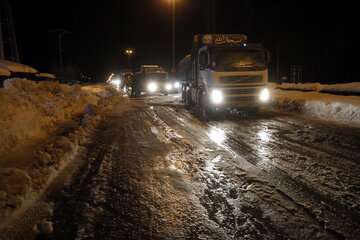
(49, 29, 70, 70)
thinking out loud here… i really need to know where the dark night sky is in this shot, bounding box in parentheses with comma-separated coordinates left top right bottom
(9, 0, 347, 83)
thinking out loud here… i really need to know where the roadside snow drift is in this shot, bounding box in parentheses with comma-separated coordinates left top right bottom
(274, 89, 360, 125)
(0, 60, 38, 74)
(0, 79, 99, 156)
(0, 79, 122, 229)
(276, 82, 360, 95)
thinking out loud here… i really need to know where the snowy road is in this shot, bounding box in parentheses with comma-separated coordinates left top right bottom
(48, 95, 360, 240)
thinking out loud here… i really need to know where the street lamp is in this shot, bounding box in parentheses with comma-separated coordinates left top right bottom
(125, 48, 134, 68)
(125, 49, 134, 55)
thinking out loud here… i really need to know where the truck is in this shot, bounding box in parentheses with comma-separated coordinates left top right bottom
(131, 65, 173, 97)
(179, 34, 271, 120)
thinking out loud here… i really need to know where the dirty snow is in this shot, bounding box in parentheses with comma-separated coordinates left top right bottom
(275, 82, 360, 95)
(0, 79, 123, 231)
(0, 60, 38, 74)
(0, 79, 100, 157)
(46, 99, 360, 240)
(273, 89, 360, 126)
(0, 66, 11, 77)
(36, 73, 56, 79)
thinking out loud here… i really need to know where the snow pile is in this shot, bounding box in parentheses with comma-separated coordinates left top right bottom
(0, 59, 38, 74)
(276, 82, 360, 95)
(276, 83, 322, 92)
(36, 73, 56, 79)
(0, 168, 32, 208)
(0, 66, 11, 77)
(321, 82, 360, 95)
(0, 79, 122, 228)
(0, 79, 100, 156)
(274, 90, 360, 125)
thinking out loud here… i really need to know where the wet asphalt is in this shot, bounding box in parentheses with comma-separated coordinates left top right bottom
(48, 95, 360, 240)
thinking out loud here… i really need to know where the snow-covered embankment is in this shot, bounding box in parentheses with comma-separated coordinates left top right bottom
(272, 83, 360, 125)
(0, 79, 122, 231)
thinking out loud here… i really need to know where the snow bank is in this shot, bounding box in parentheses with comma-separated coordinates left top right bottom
(0, 79, 100, 157)
(276, 82, 360, 95)
(0, 79, 122, 229)
(273, 89, 360, 125)
(276, 83, 321, 92)
(36, 73, 56, 79)
(0, 60, 38, 74)
(321, 82, 360, 95)
(0, 67, 11, 77)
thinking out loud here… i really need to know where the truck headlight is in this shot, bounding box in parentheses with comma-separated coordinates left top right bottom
(259, 88, 270, 102)
(111, 78, 121, 86)
(210, 89, 224, 104)
(165, 83, 173, 91)
(147, 82, 158, 93)
(174, 81, 180, 89)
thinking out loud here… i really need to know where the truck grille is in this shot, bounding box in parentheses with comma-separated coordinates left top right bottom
(225, 96, 258, 102)
(222, 88, 258, 95)
(220, 75, 263, 84)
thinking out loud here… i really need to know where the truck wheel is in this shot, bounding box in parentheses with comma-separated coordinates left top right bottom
(130, 90, 135, 98)
(198, 92, 210, 121)
(130, 89, 138, 98)
(184, 90, 191, 109)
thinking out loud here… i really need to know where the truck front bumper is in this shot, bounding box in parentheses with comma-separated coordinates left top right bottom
(207, 87, 271, 109)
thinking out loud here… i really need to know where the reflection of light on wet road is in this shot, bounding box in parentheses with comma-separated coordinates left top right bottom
(206, 155, 222, 173)
(256, 127, 273, 169)
(257, 128, 271, 143)
(208, 127, 227, 146)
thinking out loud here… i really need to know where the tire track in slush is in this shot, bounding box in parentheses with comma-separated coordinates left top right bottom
(154, 105, 358, 239)
(217, 120, 360, 216)
(148, 108, 284, 239)
(153, 107, 334, 239)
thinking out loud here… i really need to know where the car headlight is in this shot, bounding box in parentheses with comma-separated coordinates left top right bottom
(165, 83, 173, 91)
(174, 82, 180, 89)
(259, 88, 270, 102)
(210, 89, 224, 104)
(147, 82, 158, 93)
(111, 78, 121, 86)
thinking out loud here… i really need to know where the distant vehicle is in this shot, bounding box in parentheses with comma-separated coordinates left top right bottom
(167, 77, 181, 94)
(120, 69, 133, 94)
(179, 34, 271, 120)
(131, 65, 173, 97)
(107, 70, 133, 93)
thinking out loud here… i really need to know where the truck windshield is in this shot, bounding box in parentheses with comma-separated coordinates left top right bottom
(147, 72, 167, 81)
(145, 67, 163, 73)
(213, 50, 266, 71)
